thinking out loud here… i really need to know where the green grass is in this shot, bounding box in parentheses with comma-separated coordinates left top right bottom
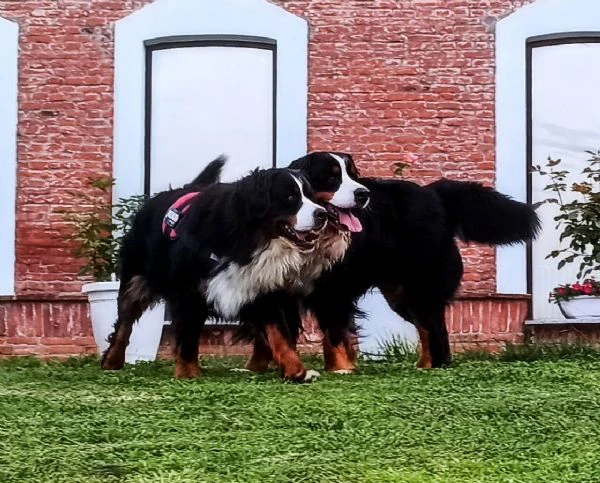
(2, 351, 600, 483)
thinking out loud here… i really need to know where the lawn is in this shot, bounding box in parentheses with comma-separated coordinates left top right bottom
(1, 350, 600, 483)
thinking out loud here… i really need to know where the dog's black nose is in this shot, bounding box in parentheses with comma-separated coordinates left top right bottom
(354, 188, 370, 208)
(313, 208, 327, 229)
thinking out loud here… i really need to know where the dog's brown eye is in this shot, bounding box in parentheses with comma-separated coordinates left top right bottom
(287, 194, 295, 202)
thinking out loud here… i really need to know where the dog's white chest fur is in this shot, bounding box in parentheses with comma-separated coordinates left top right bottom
(205, 233, 350, 320)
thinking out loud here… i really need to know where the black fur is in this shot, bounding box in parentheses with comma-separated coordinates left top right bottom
(101, 159, 324, 380)
(289, 151, 359, 194)
(291, 154, 541, 368)
(429, 179, 540, 245)
(183, 155, 226, 188)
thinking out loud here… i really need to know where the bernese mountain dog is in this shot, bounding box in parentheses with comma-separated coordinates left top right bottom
(244, 152, 541, 373)
(101, 156, 370, 382)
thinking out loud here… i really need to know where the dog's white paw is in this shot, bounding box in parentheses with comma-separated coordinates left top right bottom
(332, 369, 354, 375)
(230, 368, 251, 373)
(303, 369, 320, 382)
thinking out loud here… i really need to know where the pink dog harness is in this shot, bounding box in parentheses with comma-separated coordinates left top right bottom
(162, 191, 200, 240)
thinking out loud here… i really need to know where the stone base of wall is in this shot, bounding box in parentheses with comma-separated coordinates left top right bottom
(446, 293, 530, 353)
(525, 323, 600, 346)
(0, 295, 325, 359)
(1, 292, 590, 359)
(0, 295, 95, 357)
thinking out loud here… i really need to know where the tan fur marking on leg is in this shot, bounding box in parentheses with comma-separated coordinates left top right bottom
(174, 349, 201, 379)
(265, 325, 308, 382)
(416, 326, 433, 369)
(101, 324, 133, 370)
(323, 333, 356, 373)
(246, 338, 273, 373)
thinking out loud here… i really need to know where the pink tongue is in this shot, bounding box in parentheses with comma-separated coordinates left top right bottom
(339, 212, 362, 232)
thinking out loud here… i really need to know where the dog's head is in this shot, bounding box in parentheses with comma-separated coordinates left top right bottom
(236, 168, 328, 249)
(289, 152, 369, 233)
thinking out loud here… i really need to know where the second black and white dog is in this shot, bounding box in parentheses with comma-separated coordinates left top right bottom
(244, 152, 541, 373)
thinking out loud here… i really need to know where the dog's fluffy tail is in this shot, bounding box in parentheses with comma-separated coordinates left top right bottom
(185, 155, 227, 188)
(428, 179, 541, 246)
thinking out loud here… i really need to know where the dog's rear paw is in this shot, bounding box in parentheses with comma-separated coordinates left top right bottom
(302, 369, 320, 382)
(332, 369, 354, 375)
(101, 350, 125, 371)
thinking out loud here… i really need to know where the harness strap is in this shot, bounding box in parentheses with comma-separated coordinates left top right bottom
(162, 191, 201, 240)
(162, 191, 227, 275)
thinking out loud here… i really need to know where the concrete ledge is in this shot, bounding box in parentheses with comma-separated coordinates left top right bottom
(0, 294, 87, 302)
(525, 318, 600, 325)
(457, 292, 531, 301)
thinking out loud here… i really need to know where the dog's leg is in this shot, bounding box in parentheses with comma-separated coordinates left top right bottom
(381, 284, 441, 369)
(245, 337, 273, 373)
(170, 297, 208, 379)
(412, 305, 451, 368)
(322, 329, 356, 374)
(277, 296, 319, 382)
(309, 297, 357, 373)
(241, 294, 315, 382)
(102, 275, 154, 370)
(415, 326, 433, 369)
(265, 324, 318, 383)
(429, 316, 451, 368)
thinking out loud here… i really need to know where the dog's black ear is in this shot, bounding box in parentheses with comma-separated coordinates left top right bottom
(290, 170, 315, 198)
(288, 153, 312, 171)
(288, 168, 304, 179)
(236, 169, 272, 220)
(340, 152, 360, 178)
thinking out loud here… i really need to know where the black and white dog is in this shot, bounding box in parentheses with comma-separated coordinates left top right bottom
(101, 156, 370, 381)
(244, 152, 541, 373)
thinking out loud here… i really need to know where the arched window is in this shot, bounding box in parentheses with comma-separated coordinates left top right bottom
(113, 0, 308, 200)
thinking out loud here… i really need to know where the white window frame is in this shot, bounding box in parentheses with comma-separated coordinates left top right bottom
(113, 0, 308, 202)
(495, 0, 600, 295)
(0, 17, 19, 296)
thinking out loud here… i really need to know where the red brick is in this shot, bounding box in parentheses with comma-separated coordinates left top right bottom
(0, 0, 554, 356)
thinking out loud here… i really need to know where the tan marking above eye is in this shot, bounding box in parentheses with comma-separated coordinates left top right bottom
(315, 191, 334, 201)
(332, 165, 341, 175)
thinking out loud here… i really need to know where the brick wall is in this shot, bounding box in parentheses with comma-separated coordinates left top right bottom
(0, 0, 536, 357)
(0, 296, 94, 356)
(447, 294, 529, 352)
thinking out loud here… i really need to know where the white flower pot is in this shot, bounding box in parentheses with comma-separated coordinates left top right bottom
(558, 296, 600, 319)
(82, 281, 165, 363)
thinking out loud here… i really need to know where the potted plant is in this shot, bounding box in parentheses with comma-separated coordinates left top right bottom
(64, 178, 166, 362)
(550, 279, 600, 318)
(533, 149, 600, 318)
